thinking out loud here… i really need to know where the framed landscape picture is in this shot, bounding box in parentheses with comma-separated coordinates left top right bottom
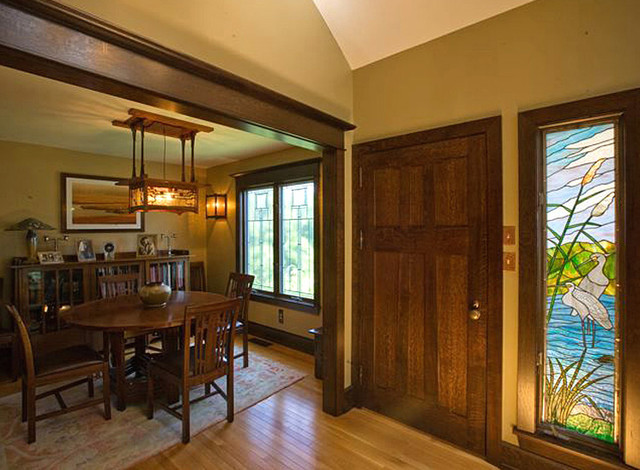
(61, 173, 144, 232)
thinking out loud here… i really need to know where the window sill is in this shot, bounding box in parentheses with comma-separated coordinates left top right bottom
(251, 292, 320, 314)
(513, 428, 631, 470)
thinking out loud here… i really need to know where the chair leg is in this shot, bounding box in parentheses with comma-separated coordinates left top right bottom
(205, 383, 211, 395)
(103, 364, 111, 420)
(88, 375, 94, 397)
(102, 331, 112, 420)
(182, 383, 190, 444)
(27, 386, 36, 444)
(227, 371, 234, 423)
(21, 379, 27, 423)
(242, 327, 249, 368)
(147, 371, 154, 420)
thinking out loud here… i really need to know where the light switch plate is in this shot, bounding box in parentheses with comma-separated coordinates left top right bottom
(503, 226, 516, 245)
(503, 252, 516, 271)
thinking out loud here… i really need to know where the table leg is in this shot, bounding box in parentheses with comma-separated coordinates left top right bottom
(134, 334, 147, 378)
(110, 332, 127, 411)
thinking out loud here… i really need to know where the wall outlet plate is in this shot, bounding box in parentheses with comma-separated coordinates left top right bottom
(278, 309, 284, 324)
(503, 251, 516, 271)
(503, 226, 516, 245)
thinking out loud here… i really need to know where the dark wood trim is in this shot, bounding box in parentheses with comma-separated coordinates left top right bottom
(501, 442, 575, 470)
(514, 430, 634, 470)
(351, 116, 503, 464)
(322, 147, 345, 416)
(231, 157, 323, 180)
(250, 293, 320, 314)
(0, 1, 354, 151)
(247, 321, 313, 355)
(60, 173, 145, 233)
(517, 88, 640, 469)
(343, 385, 355, 413)
(0, 0, 350, 419)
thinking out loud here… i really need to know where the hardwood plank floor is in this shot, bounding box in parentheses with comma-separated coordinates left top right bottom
(134, 339, 497, 470)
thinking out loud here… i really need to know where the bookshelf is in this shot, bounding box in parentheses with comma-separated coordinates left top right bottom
(11, 251, 191, 334)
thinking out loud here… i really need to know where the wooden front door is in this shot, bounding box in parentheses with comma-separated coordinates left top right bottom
(355, 125, 493, 455)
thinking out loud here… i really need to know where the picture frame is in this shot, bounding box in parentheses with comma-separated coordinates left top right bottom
(137, 234, 158, 257)
(61, 173, 145, 233)
(103, 241, 116, 260)
(76, 239, 96, 262)
(37, 251, 64, 265)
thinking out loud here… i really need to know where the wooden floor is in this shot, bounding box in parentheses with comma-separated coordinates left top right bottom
(134, 340, 497, 470)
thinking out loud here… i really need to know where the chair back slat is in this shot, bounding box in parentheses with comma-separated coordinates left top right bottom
(225, 273, 254, 323)
(6, 304, 35, 382)
(183, 299, 242, 379)
(98, 273, 140, 299)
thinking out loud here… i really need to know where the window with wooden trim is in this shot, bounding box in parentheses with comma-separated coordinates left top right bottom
(542, 119, 619, 445)
(235, 160, 320, 313)
(518, 90, 640, 470)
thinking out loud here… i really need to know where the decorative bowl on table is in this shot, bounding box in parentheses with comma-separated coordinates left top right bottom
(139, 281, 172, 308)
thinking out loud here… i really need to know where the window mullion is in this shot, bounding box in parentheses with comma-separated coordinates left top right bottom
(274, 183, 281, 297)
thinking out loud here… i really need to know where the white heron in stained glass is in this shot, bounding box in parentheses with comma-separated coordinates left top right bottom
(562, 281, 613, 347)
(569, 253, 612, 346)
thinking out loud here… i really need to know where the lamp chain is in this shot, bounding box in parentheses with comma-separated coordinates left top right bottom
(163, 125, 167, 180)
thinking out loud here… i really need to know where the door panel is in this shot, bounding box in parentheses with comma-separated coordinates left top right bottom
(373, 251, 399, 391)
(358, 134, 489, 455)
(436, 254, 468, 416)
(434, 157, 468, 226)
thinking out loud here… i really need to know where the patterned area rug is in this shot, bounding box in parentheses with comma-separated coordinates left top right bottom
(0, 349, 305, 469)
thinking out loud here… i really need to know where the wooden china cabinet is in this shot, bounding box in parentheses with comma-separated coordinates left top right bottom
(11, 251, 191, 335)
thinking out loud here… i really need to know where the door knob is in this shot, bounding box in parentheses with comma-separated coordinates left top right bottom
(469, 300, 481, 321)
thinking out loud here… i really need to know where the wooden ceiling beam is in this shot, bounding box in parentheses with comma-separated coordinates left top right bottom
(112, 108, 213, 140)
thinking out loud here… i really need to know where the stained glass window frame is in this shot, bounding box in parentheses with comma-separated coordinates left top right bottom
(538, 115, 622, 453)
(235, 160, 320, 313)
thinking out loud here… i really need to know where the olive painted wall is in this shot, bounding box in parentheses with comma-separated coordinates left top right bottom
(0, 140, 207, 310)
(206, 147, 322, 339)
(352, 0, 640, 444)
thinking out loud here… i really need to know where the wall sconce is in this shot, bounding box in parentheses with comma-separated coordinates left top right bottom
(206, 193, 227, 219)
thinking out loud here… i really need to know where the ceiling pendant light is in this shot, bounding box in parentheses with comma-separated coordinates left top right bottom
(114, 109, 212, 215)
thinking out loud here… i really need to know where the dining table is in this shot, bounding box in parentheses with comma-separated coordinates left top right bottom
(60, 291, 230, 411)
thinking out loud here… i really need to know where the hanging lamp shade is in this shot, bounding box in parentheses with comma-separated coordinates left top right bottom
(113, 109, 212, 215)
(129, 177, 199, 214)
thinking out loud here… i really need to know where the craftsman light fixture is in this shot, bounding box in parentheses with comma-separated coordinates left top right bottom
(206, 193, 228, 219)
(114, 109, 213, 215)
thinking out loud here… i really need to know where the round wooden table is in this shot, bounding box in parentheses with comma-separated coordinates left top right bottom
(61, 291, 229, 410)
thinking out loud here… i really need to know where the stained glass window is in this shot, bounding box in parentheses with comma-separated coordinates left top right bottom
(543, 120, 618, 444)
(280, 181, 315, 299)
(239, 163, 319, 308)
(245, 187, 274, 292)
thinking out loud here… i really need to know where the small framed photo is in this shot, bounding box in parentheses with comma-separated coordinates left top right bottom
(38, 251, 64, 265)
(103, 241, 116, 260)
(137, 234, 158, 257)
(76, 239, 96, 262)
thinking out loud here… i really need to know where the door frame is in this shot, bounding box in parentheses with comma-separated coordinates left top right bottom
(352, 116, 503, 464)
(0, 0, 354, 416)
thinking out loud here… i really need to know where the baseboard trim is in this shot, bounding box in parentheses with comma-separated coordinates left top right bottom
(343, 385, 355, 413)
(501, 442, 574, 470)
(248, 321, 314, 355)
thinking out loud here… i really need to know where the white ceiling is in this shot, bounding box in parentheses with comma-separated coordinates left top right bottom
(0, 66, 290, 168)
(312, 0, 536, 69)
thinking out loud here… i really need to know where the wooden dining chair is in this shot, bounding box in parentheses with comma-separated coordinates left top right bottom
(98, 273, 140, 298)
(98, 273, 161, 354)
(7, 304, 111, 443)
(225, 273, 254, 368)
(146, 298, 242, 443)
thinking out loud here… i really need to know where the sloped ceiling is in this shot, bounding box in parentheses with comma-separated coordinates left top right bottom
(0, 66, 290, 168)
(312, 0, 536, 69)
